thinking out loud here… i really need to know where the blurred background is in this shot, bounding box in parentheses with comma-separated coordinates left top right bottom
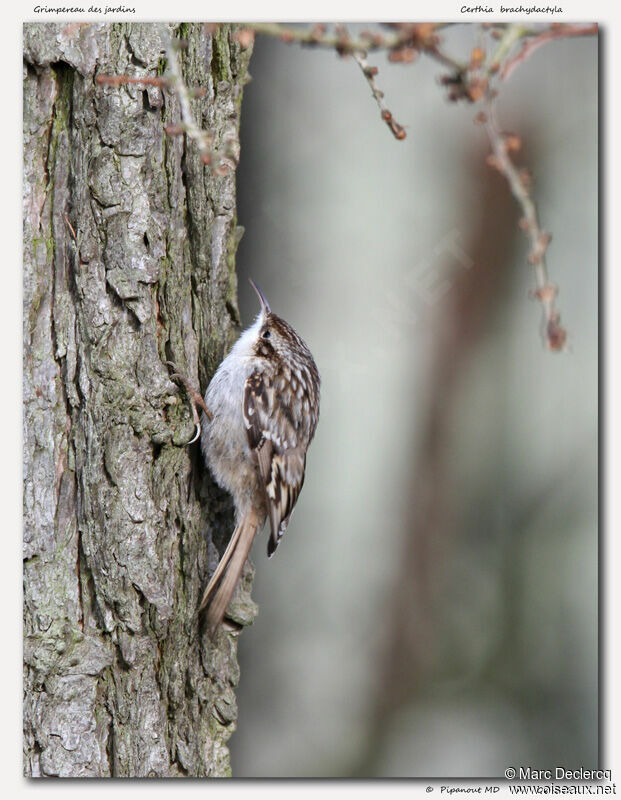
(230, 24, 597, 778)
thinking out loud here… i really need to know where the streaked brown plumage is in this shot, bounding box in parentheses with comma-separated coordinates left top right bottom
(197, 280, 320, 637)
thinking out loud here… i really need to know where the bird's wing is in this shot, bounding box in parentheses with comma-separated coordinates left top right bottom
(243, 370, 307, 556)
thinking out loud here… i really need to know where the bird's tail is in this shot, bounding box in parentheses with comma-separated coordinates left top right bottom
(200, 510, 259, 638)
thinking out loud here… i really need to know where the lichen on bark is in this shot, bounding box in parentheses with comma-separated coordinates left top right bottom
(23, 21, 255, 777)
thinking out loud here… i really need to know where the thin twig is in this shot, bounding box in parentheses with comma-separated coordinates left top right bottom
(247, 22, 467, 72)
(96, 72, 208, 98)
(352, 52, 406, 140)
(501, 23, 598, 80)
(244, 23, 471, 139)
(165, 36, 216, 166)
(248, 21, 415, 53)
(97, 74, 169, 89)
(237, 22, 469, 140)
(63, 213, 77, 242)
(483, 100, 566, 351)
(424, 43, 465, 73)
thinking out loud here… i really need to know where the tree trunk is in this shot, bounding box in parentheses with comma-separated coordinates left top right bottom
(23, 22, 254, 777)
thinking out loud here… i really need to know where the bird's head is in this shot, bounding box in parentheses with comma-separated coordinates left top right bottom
(249, 278, 307, 363)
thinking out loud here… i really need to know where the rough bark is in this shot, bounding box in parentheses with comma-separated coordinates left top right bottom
(23, 22, 254, 777)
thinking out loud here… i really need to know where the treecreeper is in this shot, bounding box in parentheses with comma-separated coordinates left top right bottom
(171, 280, 320, 638)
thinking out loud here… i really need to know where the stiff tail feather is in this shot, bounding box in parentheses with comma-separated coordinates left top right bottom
(200, 511, 259, 638)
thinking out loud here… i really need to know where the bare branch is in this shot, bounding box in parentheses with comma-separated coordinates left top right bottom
(164, 36, 218, 167)
(352, 52, 406, 140)
(97, 74, 167, 89)
(240, 23, 470, 141)
(96, 72, 208, 99)
(501, 23, 598, 80)
(246, 21, 445, 54)
(482, 101, 566, 351)
(247, 22, 467, 72)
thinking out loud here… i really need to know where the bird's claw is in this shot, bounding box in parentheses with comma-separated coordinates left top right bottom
(188, 422, 201, 445)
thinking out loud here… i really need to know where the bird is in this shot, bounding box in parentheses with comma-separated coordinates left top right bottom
(171, 279, 320, 638)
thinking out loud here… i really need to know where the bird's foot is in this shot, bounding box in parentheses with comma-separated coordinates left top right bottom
(167, 362, 213, 445)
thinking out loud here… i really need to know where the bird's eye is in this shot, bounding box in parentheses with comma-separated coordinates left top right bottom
(262, 329, 271, 339)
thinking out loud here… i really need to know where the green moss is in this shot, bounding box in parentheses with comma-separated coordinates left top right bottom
(45, 236, 55, 262)
(50, 62, 74, 134)
(44, 63, 74, 244)
(223, 223, 242, 326)
(31, 235, 55, 264)
(211, 25, 232, 84)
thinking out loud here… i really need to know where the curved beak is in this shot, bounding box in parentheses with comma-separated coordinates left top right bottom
(249, 278, 271, 315)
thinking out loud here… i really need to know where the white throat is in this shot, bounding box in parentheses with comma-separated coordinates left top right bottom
(229, 314, 263, 360)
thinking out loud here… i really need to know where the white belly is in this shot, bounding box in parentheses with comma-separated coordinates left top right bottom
(200, 349, 262, 517)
